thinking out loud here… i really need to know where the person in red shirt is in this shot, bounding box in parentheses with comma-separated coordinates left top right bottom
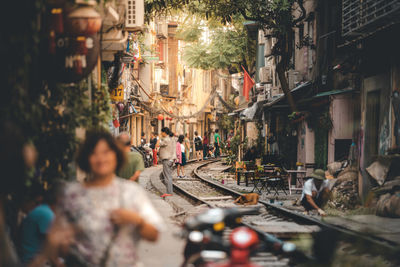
(203, 133, 209, 159)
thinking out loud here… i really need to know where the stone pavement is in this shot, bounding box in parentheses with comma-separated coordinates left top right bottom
(137, 165, 185, 267)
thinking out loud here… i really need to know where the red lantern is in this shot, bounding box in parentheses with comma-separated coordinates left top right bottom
(157, 114, 164, 121)
(112, 119, 120, 128)
(47, 5, 101, 82)
(67, 6, 102, 36)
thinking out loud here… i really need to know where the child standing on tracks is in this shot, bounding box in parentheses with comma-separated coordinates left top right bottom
(176, 135, 186, 178)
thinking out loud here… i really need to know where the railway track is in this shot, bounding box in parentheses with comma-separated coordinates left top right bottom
(171, 159, 400, 266)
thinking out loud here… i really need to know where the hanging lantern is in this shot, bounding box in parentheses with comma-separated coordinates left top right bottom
(46, 4, 102, 82)
(157, 114, 164, 121)
(112, 119, 120, 128)
(67, 6, 102, 36)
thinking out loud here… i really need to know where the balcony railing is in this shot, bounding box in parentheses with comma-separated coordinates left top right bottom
(342, 0, 400, 38)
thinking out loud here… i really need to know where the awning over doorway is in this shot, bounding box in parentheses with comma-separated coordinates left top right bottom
(313, 88, 356, 98)
(263, 81, 312, 110)
(240, 102, 264, 121)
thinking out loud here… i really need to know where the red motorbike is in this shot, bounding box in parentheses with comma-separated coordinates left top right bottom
(181, 207, 300, 267)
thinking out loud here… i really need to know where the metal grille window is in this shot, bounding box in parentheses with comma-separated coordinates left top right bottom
(127, 0, 136, 25)
(125, 0, 144, 30)
(342, 0, 400, 37)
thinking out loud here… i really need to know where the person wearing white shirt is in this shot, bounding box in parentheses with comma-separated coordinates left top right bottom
(300, 169, 330, 216)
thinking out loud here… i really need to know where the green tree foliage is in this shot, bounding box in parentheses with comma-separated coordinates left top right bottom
(177, 17, 255, 72)
(146, 0, 306, 111)
(176, 20, 203, 42)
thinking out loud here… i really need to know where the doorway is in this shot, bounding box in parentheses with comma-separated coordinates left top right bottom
(365, 90, 381, 165)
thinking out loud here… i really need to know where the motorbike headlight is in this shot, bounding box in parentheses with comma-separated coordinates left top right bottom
(188, 231, 204, 243)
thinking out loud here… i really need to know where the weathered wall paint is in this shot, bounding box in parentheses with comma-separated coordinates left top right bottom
(328, 94, 355, 163)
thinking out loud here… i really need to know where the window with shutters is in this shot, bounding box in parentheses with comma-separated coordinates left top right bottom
(127, 0, 136, 26)
(125, 0, 144, 30)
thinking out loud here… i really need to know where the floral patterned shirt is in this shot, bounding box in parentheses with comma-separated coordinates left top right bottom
(61, 177, 164, 266)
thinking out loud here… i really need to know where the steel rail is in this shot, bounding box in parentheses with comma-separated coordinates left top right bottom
(172, 159, 311, 265)
(190, 161, 400, 257)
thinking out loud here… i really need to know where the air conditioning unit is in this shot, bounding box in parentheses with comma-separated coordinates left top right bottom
(288, 70, 299, 90)
(257, 94, 266, 102)
(264, 38, 272, 57)
(259, 67, 272, 84)
(125, 0, 144, 31)
(258, 30, 266, 45)
(271, 86, 281, 97)
(156, 22, 168, 38)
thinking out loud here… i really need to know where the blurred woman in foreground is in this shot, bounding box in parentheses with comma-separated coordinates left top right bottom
(61, 129, 163, 266)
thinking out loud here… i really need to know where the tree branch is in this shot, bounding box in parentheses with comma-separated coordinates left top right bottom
(237, 7, 259, 22)
(293, 0, 306, 25)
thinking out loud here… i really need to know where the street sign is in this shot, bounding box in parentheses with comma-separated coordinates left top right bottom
(142, 55, 159, 62)
(110, 84, 124, 102)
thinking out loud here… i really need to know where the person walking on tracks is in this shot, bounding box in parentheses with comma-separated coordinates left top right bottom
(184, 133, 191, 161)
(202, 133, 209, 160)
(194, 131, 203, 161)
(214, 129, 221, 157)
(159, 127, 174, 197)
(150, 132, 159, 165)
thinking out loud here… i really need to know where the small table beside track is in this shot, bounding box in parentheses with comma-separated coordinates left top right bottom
(286, 169, 307, 195)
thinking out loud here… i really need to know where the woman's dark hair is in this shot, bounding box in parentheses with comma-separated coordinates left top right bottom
(161, 127, 170, 135)
(194, 131, 198, 135)
(76, 128, 125, 173)
(178, 135, 184, 143)
(169, 132, 174, 137)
